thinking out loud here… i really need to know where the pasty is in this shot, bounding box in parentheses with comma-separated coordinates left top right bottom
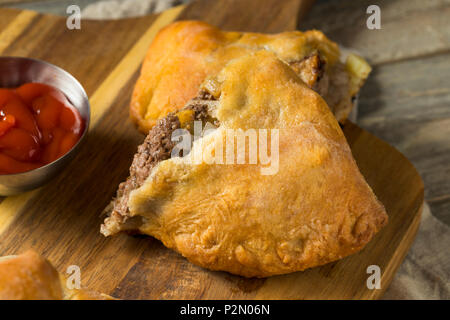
(102, 52, 387, 277)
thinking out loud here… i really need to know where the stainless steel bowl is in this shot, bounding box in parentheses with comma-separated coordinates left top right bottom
(0, 57, 90, 196)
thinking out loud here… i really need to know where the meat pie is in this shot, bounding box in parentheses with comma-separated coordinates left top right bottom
(102, 52, 387, 277)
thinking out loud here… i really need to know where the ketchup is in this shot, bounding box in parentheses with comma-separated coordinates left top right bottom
(0, 83, 84, 174)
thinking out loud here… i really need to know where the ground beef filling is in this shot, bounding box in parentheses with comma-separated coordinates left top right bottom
(103, 94, 215, 233)
(290, 53, 327, 94)
(289, 53, 350, 121)
(116, 114, 181, 215)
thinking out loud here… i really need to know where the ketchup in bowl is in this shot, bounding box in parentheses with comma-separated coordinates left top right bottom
(0, 83, 85, 174)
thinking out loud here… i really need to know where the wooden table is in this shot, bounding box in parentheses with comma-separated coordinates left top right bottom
(300, 0, 450, 227)
(0, 0, 443, 299)
(3, 0, 448, 228)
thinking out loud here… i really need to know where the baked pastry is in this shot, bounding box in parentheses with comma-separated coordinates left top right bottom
(0, 250, 114, 300)
(131, 20, 371, 133)
(102, 51, 387, 277)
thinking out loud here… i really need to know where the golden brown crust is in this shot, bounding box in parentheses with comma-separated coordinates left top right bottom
(106, 52, 387, 277)
(131, 20, 370, 133)
(0, 251, 114, 300)
(0, 251, 63, 300)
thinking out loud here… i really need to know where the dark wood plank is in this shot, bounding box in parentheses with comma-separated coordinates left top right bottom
(177, 0, 315, 32)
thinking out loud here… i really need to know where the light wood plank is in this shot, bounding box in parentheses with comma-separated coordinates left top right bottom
(0, 10, 37, 53)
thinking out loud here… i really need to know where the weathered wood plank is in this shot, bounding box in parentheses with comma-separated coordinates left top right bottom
(360, 117, 450, 200)
(357, 52, 450, 208)
(428, 196, 450, 226)
(300, 0, 450, 65)
(358, 53, 450, 122)
(301, 0, 450, 228)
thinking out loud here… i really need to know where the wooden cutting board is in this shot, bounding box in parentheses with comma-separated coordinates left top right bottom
(0, 0, 424, 299)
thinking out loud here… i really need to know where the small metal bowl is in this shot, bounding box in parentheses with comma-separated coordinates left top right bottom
(0, 57, 90, 196)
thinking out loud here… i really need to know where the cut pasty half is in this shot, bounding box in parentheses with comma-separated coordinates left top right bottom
(103, 51, 387, 277)
(131, 20, 371, 133)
